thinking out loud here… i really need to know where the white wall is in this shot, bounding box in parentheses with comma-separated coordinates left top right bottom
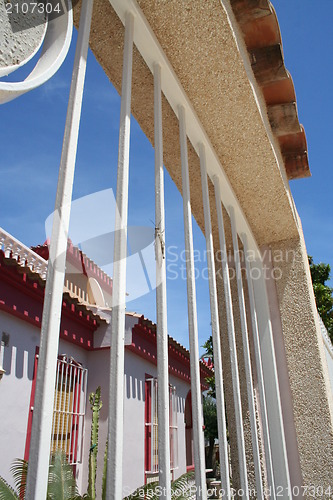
(318, 315, 333, 396)
(0, 311, 37, 485)
(80, 348, 110, 497)
(0, 311, 89, 489)
(82, 347, 191, 497)
(0, 310, 191, 497)
(169, 374, 190, 481)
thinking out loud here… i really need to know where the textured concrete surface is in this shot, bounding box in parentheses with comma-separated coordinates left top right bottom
(73, 0, 300, 249)
(270, 234, 333, 492)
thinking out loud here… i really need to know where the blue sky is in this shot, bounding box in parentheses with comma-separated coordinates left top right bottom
(0, 0, 332, 350)
(273, 0, 333, 272)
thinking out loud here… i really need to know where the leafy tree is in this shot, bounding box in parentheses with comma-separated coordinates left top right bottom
(202, 396, 218, 473)
(201, 337, 219, 475)
(309, 257, 333, 342)
(201, 336, 215, 398)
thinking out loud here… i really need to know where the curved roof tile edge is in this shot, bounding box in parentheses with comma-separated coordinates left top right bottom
(230, 0, 310, 180)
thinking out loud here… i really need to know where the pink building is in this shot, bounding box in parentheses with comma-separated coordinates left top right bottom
(0, 229, 212, 497)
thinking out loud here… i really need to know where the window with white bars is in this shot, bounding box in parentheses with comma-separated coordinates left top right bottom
(51, 355, 88, 465)
(145, 378, 178, 475)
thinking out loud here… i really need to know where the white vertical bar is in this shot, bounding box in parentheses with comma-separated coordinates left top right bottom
(70, 366, 78, 463)
(251, 256, 292, 497)
(178, 107, 207, 500)
(229, 207, 263, 498)
(213, 177, 248, 497)
(60, 360, 69, 453)
(106, 12, 134, 500)
(151, 379, 155, 472)
(155, 380, 158, 473)
(65, 362, 73, 457)
(79, 368, 88, 463)
(67, 363, 75, 461)
(198, 144, 231, 499)
(0, 341, 5, 374)
(154, 62, 171, 498)
(25, 0, 94, 496)
(241, 233, 276, 499)
(55, 360, 65, 451)
(51, 360, 60, 453)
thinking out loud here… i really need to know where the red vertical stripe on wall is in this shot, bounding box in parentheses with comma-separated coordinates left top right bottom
(144, 374, 152, 480)
(24, 348, 39, 462)
(71, 367, 82, 465)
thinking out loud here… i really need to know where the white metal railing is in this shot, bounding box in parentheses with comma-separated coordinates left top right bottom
(199, 151, 230, 497)
(51, 355, 88, 465)
(1, 1, 293, 499)
(106, 11, 134, 500)
(145, 379, 179, 475)
(0, 227, 48, 279)
(242, 234, 276, 498)
(179, 109, 207, 499)
(154, 62, 172, 496)
(90, 2, 291, 492)
(229, 207, 263, 497)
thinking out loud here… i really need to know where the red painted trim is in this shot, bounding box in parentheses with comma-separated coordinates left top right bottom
(32, 242, 113, 296)
(0, 302, 42, 328)
(129, 322, 211, 389)
(185, 390, 194, 468)
(0, 253, 99, 350)
(185, 391, 193, 429)
(0, 253, 212, 376)
(24, 347, 39, 462)
(71, 366, 82, 465)
(169, 386, 174, 469)
(0, 253, 100, 331)
(186, 465, 195, 472)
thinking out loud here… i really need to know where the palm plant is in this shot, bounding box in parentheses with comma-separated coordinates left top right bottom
(0, 451, 81, 500)
(123, 471, 195, 500)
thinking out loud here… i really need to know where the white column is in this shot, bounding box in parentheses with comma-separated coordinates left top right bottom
(154, 63, 171, 498)
(25, 1, 94, 497)
(251, 254, 292, 498)
(106, 11, 134, 500)
(213, 177, 248, 497)
(199, 144, 230, 499)
(178, 108, 207, 500)
(229, 207, 263, 498)
(241, 233, 276, 499)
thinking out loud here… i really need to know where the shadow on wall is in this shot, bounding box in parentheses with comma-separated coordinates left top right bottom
(3, 343, 36, 381)
(126, 373, 144, 401)
(124, 372, 185, 412)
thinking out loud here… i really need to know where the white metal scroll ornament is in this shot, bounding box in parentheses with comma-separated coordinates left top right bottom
(0, 0, 73, 104)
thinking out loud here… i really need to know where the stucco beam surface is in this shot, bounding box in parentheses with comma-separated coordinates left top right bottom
(73, 0, 299, 246)
(269, 236, 333, 489)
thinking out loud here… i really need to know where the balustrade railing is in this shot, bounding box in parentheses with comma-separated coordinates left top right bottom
(0, 227, 48, 279)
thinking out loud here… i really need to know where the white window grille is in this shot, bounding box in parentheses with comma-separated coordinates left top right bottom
(169, 385, 178, 471)
(145, 378, 178, 475)
(51, 355, 88, 465)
